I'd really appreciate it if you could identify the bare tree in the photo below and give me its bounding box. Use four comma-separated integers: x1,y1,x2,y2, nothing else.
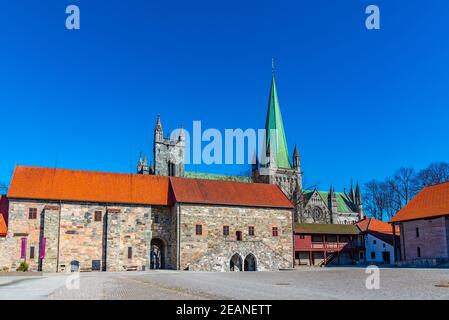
387,167,418,210
415,162,449,188
363,180,398,220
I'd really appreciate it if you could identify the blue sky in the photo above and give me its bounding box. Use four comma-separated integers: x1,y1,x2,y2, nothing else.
1,0,448,191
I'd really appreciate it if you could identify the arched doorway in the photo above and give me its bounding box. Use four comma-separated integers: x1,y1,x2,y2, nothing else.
150,238,165,269
244,254,257,271
229,253,242,271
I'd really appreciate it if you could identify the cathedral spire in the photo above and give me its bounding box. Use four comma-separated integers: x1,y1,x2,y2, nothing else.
355,181,362,205
154,114,163,142
292,144,300,170
349,181,355,202
265,63,291,169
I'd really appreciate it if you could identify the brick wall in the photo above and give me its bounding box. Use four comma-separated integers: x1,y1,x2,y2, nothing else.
400,216,449,261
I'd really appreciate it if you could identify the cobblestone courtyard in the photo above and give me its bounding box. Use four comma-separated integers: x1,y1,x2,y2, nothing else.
1,268,449,300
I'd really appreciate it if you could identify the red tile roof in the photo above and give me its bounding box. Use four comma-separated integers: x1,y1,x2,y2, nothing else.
0,215,6,237
0,195,7,237
7,166,293,209
8,166,171,206
390,182,449,223
356,217,399,234
170,176,293,209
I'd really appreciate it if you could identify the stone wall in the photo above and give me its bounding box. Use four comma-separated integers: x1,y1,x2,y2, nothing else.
0,237,14,271
400,216,449,261
6,200,46,271
4,199,153,272
104,205,152,272
179,203,293,271
151,205,177,269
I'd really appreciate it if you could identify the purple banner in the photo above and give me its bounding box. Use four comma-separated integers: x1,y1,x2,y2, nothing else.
20,237,27,259
40,237,46,259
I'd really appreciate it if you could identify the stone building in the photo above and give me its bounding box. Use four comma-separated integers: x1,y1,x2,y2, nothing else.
390,181,449,265
1,165,293,272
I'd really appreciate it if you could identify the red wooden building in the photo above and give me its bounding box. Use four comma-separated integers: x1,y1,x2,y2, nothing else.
294,223,362,266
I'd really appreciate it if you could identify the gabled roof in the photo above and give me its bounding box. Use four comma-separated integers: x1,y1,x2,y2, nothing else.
7,166,293,210
356,217,399,234
8,166,171,206
304,190,356,213
390,182,449,223
295,223,360,235
170,176,293,209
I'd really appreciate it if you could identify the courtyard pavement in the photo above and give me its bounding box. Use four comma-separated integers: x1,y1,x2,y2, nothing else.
0,267,449,300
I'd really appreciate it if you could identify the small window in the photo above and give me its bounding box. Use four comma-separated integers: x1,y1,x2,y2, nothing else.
92,260,101,271
339,235,349,242
312,235,323,242
154,214,159,224
371,252,376,259
128,247,133,259
248,226,255,236
28,208,37,220
236,231,242,241
223,225,229,236
30,246,35,259
272,227,279,237
299,235,305,239
383,244,386,248
416,227,420,238
94,211,102,222
195,224,203,236
373,240,377,245
417,247,421,258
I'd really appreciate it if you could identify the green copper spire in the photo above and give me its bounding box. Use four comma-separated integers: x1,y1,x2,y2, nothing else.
265,64,291,169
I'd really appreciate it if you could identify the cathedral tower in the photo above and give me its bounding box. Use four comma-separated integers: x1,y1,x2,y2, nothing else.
137,115,185,177
254,63,302,217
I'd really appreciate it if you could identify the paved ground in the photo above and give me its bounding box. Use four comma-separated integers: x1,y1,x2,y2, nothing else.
1,267,449,300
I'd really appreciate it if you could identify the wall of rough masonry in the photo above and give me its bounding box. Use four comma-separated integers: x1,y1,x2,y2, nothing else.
106,205,152,272
179,203,293,271
4,199,153,272
0,237,14,271
6,200,46,271
151,205,177,269
57,202,109,272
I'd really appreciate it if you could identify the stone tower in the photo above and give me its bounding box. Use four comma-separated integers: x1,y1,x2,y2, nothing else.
153,115,185,177
253,66,302,217
137,115,185,177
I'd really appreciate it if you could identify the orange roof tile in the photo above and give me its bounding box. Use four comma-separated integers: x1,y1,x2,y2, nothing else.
8,166,170,206
0,215,6,237
356,217,399,234
170,176,293,209
390,182,449,223
0,195,7,236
